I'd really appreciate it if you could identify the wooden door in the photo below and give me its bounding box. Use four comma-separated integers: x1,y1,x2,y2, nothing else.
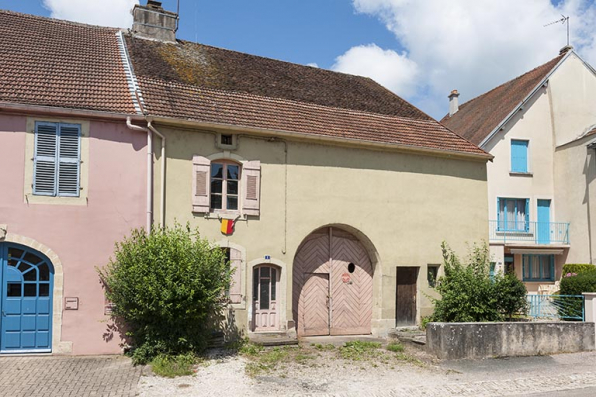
396,267,418,327
253,266,279,331
301,274,330,336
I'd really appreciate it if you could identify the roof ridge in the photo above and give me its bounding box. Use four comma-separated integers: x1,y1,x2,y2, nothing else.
0,8,120,31
455,53,564,113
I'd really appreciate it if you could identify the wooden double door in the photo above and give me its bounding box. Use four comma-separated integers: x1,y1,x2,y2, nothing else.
293,227,373,336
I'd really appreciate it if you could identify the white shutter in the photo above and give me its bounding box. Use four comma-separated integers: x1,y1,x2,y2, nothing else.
192,155,211,213
229,248,243,304
33,122,58,196
242,160,261,216
57,124,81,197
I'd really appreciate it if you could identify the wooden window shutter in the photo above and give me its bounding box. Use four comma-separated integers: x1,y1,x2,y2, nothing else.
229,248,243,304
57,124,81,197
33,122,59,196
242,160,261,216
192,155,211,213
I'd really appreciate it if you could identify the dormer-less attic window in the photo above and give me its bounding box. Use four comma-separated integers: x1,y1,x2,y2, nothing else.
216,133,237,150
221,134,233,145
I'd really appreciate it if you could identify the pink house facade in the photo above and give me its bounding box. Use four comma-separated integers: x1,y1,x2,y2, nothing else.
0,11,148,355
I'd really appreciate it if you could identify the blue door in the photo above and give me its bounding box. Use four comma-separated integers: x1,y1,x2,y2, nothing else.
537,200,551,244
1,244,53,353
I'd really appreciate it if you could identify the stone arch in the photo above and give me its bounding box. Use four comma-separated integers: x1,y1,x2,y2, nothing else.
292,225,378,337
1,233,72,354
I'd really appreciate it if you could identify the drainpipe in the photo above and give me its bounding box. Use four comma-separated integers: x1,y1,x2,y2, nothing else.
147,121,166,227
126,117,153,230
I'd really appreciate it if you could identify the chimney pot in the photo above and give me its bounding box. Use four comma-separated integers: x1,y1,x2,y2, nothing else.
132,1,178,43
559,45,574,55
448,90,460,117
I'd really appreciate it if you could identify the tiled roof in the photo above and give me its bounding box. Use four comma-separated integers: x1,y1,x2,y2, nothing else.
126,35,488,157
441,54,565,146
0,10,135,114
137,76,488,156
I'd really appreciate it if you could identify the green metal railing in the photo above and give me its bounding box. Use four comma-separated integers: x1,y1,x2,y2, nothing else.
527,294,584,321
489,221,570,244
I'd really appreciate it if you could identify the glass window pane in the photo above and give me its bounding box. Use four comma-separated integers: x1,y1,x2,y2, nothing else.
211,179,223,194
227,165,239,180
227,180,238,195
211,163,223,178
260,277,270,310
38,263,50,281
39,284,50,297
253,268,259,301
532,256,540,279
261,267,270,278
23,268,37,281
271,268,277,301
210,195,222,210
23,252,43,265
523,256,530,279
24,284,36,297
542,256,552,280
18,262,32,273
8,248,24,261
227,196,238,210
7,283,21,297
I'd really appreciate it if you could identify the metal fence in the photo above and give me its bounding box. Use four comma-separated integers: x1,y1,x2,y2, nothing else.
489,221,570,244
526,294,585,321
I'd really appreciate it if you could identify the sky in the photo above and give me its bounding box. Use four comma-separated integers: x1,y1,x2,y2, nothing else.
1,0,596,119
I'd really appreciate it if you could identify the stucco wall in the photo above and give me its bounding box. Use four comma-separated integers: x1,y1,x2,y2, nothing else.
153,125,489,335
0,113,147,354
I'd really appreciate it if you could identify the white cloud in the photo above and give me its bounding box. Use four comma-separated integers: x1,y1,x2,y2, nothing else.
307,63,320,68
332,44,419,98
347,0,596,118
43,0,139,28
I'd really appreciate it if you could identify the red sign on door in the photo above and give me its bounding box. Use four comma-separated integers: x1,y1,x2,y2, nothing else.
342,273,351,283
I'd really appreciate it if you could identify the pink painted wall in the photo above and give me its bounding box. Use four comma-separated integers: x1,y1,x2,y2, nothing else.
0,113,147,355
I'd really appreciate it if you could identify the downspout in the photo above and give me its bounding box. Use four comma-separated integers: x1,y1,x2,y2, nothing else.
126,116,153,230
147,121,166,227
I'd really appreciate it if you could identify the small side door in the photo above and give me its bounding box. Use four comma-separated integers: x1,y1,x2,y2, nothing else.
537,199,551,244
301,273,330,336
396,267,419,327
253,266,280,331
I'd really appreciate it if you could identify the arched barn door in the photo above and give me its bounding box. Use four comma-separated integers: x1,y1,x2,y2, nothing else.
0,244,54,353
293,227,373,337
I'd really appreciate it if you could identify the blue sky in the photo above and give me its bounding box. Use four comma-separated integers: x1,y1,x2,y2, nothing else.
2,1,596,119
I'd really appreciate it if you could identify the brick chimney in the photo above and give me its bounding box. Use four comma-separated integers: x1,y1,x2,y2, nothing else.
132,1,178,43
448,90,460,117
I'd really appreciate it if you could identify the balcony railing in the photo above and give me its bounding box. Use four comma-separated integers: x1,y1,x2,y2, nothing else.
489,220,570,245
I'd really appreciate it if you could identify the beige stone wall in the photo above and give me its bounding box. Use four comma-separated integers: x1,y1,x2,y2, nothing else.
153,125,488,335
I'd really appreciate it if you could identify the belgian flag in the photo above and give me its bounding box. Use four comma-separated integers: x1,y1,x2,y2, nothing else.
221,219,234,235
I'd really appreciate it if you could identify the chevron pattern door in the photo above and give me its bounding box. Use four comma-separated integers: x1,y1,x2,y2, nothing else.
294,227,373,336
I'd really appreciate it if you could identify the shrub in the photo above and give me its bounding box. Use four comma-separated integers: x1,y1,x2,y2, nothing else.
150,353,197,377
560,271,596,295
430,242,527,322
98,224,232,364
562,264,596,276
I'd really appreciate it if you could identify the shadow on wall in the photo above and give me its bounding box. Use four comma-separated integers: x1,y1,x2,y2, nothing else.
211,305,243,346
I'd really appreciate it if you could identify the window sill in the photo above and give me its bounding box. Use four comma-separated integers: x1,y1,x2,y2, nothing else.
203,211,246,221
509,171,533,177
25,193,87,206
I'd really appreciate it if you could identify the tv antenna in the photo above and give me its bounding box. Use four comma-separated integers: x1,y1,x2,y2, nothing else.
544,15,570,46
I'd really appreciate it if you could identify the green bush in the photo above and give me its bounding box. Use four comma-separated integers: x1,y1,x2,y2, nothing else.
98,224,232,364
560,271,596,295
562,264,596,276
430,242,527,322
150,352,197,377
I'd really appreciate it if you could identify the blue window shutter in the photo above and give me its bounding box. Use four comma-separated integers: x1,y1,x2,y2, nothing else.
33,122,58,196
511,140,528,173
56,124,81,197
525,198,530,232
497,197,501,230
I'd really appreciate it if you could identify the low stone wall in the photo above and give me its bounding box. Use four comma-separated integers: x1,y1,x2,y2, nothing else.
426,322,595,360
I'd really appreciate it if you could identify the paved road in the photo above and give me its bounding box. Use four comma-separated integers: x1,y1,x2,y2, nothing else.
0,355,141,397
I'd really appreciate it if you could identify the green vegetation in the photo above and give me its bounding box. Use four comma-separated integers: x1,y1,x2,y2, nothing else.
386,342,405,353
150,353,197,378
98,224,232,365
562,264,596,275
560,271,596,295
430,242,528,322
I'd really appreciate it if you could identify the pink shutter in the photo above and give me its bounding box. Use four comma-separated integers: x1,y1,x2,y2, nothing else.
192,155,210,213
229,248,243,304
242,160,261,216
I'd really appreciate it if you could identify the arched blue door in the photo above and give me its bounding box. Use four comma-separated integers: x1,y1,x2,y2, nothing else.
0,243,54,353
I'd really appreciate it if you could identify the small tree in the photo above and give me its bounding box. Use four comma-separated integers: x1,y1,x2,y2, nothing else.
98,224,232,364
430,242,527,322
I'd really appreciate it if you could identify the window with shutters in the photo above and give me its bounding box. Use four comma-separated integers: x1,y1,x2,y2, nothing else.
33,122,81,197
497,197,529,232
210,161,240,211
510,139,529,173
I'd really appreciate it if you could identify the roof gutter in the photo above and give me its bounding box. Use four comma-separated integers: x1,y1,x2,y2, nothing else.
0,101,143,122
478,51,573,149
126,117,153,231
146,116,492,162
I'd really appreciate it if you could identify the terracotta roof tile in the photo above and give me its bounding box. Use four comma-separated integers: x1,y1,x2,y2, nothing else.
441,54,565,145
0,10,135,114
138,77,488,156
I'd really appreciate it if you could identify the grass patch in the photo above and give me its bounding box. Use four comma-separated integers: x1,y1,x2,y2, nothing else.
150,353,197,378
395,352,425,367
386,342,405,353
241,346,298,377
339,340,383,361
313,343,336,351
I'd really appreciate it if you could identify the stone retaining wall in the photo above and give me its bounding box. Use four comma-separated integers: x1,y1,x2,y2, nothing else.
426,322,595,360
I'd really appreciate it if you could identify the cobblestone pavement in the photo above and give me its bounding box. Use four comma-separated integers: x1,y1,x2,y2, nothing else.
0,355,141,397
